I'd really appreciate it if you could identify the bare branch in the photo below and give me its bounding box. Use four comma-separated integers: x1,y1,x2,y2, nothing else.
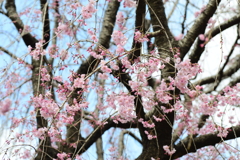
118,131,125,157
65,0,121,156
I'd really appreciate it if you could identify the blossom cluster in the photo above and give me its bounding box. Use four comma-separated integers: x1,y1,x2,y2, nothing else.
28,40,46,60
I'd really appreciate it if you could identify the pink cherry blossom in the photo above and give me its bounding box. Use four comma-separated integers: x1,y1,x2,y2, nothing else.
120,0,136,8
74,76,85,88
112,30,127,45
116,45,125,54
3,1,240,159
56,23,74,37
163,145,176,155
57,152,68,160
116,12,126,30
0,99,11,115
98,73,108,80
60,49,69,60
88,28,98,42
175,33,183,40
81,0,97,19
134,31,149,43
110,61,119,70
41,67,50,82
199,34,205,41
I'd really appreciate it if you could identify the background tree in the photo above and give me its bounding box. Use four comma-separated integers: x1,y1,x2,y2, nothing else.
0,0,240,159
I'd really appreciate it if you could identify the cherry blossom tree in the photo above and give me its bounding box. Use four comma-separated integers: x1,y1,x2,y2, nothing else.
0,0,240,159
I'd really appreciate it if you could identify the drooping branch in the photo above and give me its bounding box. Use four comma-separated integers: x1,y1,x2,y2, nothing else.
111,60,146,141
0,79,31,101
95,79,104,160
76,0,120,76
4,1,55,159
173,125,240,159
212,35,239,90
173,114,210,149
179,0,221,59
65,0,121,155
125,0,148,143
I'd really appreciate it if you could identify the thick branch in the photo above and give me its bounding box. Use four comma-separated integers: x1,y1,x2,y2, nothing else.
146,30,162,38
173,125,240,159
228,76,240,87
207,15,240,39
189,15,240,63
147,0,174,46
179,0,221,59
83,119,138,150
